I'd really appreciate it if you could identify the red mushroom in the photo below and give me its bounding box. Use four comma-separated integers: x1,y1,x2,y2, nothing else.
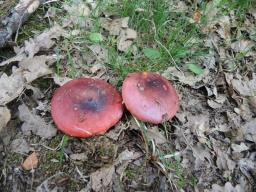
51,78,123,138
122,72,179,124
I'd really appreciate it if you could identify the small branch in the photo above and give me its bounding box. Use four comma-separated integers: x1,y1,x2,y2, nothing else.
0,0,47,48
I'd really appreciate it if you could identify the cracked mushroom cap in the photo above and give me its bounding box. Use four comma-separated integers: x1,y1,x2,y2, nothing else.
122,72,179,124
51,78,123,138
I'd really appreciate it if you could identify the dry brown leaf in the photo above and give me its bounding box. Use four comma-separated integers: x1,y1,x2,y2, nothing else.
193,10,202,23
162,67,210,88
215,16,231,43
18,104,57,139
22,152,39,170
231,40,254,55
117,28,137,52
0,106,11,132
192,143,212,170
63,1,91,27
0,55,55,105
211,182,243,192
225,73,256,97
11,138,31,154
231,143,249,153
241,118,256,143
70,153,88,162
100,17,129,36
53,74,72,86
90,166,115,192
24,25,65,58
19,55,53,82
146,126,167,145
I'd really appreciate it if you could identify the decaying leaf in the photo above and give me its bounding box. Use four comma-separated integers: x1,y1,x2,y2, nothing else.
0,106,11,132
162,67,210,88
231,40,254,55
211,182,243,192
225,73,256,97
100,17,137,51
24,25,65,58
146,126,167,145
100,17,129,36
192,143,212,170
19,55,53,82
11,138,31,154
90,166,115,192
53,74,72,86
241,118,256,143
117,28,137,52
0,55,55,105
18,104,57,139
63,1,91,27
22,152,39,170
70,153,88,162
231,143,249,153
0,71,24,105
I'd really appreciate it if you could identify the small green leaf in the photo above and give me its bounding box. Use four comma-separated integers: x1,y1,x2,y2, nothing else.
143,48,161,59
89,33,103,43
187,64,204,75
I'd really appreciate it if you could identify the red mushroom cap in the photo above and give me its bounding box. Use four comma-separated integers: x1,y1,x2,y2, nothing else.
51,78,123,138
122,72,179,124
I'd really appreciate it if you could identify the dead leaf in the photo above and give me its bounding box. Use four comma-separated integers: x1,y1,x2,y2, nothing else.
0,55,56,105
88,45,108,62
162,67,210,88
215,16,231,43
70,153,88,162
90,166,115,192
63,1,91,27
231,40,254,55
19,55,53,82
115,149,142,165
24,25,65,58
225,73,256,97
22,152,39,170
100,17,129,36
11,138,31,154
192,143,212,170
231,143,249,153
0,106,11,132
53,74,72,86
193,10,202,23
241,118,256,143
0,71,24,105
106,122,127,141
117,28,137,51
18,104,57,139
211,182,243,192
190,115,210,144
146,126,167,144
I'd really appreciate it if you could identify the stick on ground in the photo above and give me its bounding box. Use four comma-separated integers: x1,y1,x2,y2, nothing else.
0,0,46,48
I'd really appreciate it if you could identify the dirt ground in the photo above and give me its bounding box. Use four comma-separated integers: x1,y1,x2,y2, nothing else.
0,0,256,192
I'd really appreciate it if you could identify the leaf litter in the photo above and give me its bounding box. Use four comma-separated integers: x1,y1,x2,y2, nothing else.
1,0,256,191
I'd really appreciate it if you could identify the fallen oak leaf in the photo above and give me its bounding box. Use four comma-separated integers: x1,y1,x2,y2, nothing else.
22,152,39,170
0,55,56,105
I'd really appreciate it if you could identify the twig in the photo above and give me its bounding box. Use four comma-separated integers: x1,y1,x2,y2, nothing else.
0,0,47,48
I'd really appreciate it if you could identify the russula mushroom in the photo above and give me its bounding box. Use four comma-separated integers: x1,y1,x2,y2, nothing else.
122,72,179,124
51,78,123,138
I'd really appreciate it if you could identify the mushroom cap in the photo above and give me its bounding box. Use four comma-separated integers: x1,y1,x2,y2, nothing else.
51,78,123,138
122,72,179,124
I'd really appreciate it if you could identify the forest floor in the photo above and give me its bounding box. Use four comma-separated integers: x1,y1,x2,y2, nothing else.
0,0,256,191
